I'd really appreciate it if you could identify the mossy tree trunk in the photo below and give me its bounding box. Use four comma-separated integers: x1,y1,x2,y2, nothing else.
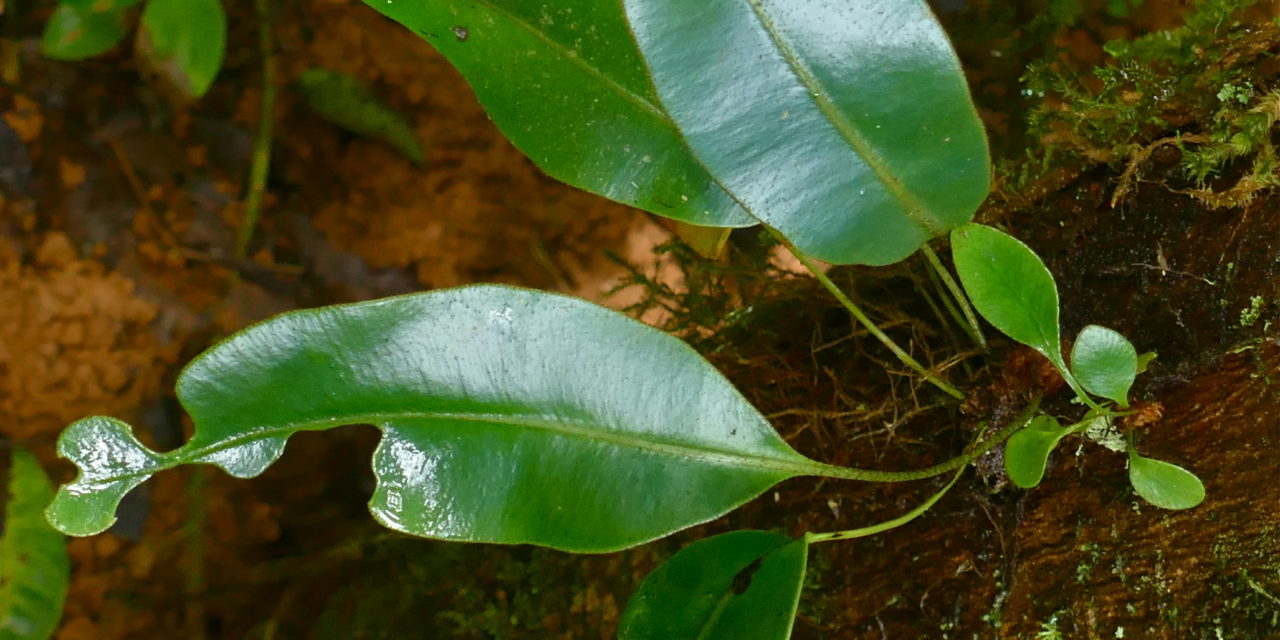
793,150,1280,639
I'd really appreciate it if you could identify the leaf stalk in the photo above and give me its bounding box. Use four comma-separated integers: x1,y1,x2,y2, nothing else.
813,400,1038,483
235,0,276,259
921,243,987,350
805,465,965,544
766,226,964,400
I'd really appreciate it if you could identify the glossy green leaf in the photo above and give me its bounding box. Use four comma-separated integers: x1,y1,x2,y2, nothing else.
951,223,1062,364
618,531,807,640
1070,325,1138,407
1003,415,1071,489
2,448,70,640
361,0,753,229
40,4,129,61
623,0,990,266
297,69,425,165
1128,453,1205,510
46,285,835,552
136,0,226,100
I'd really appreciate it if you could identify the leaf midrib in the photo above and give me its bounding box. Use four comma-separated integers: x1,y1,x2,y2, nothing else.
463,0,754,222
741,0,945,235
114,410,823,482
469,0,668,121
974,254,1059,355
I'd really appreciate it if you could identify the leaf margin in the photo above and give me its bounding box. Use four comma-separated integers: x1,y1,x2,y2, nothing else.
2,447,71,640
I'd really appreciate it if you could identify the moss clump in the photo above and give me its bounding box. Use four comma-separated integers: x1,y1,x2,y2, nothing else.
1014,0,1280,207
1193,528,1280,637
1179,91,1280,208
1026,0,1266,153
1239,295,1266,328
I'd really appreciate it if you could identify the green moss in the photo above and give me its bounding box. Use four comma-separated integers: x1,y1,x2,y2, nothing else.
1216,81,1256,106
1197,569,1280,636
1035,611,1066,640
1196,527,1280,636
980,567,1009,630
1015,0,1279,205
1179,91,1280,208
1239,296,1265,328
1075,542,1103,584
1102,0,1262,62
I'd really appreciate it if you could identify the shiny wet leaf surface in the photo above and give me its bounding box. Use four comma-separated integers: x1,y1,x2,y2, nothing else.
1070,325,1139,407
623,0,989,265
47,286,818,552
363,0,754,229
619,530,807,640
2,448,70,640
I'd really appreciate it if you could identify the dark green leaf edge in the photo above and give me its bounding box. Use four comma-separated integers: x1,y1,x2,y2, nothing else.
1069,324,1138,408
40,3,131,61
1128,452,1206,510
1,447,71,640
57,0,144,9
45,286,863,552
136,0,227,100
1002,415,1072,489
618,530,807,640
45,287,1039,551
622,0,991,265
361,0,755,229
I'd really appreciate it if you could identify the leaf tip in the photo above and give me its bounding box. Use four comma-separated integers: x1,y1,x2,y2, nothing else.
45,416,162,536
1071,325,1138,407
1004,415,1068,489
1128,454,1206,510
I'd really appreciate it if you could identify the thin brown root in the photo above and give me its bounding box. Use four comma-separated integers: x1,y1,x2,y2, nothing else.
1111,133,1211,208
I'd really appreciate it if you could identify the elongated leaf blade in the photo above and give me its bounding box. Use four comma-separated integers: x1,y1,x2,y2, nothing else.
1128,454,1205,510
297,69,425,165
47,286,820,552
40,4,129,61
2,448,70,640
1003,415,1071,489
137,0,226,100
1070,325,1138,407
623,0,989,265
951,223,1062,361
361,0,753,229
619,531,807,640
